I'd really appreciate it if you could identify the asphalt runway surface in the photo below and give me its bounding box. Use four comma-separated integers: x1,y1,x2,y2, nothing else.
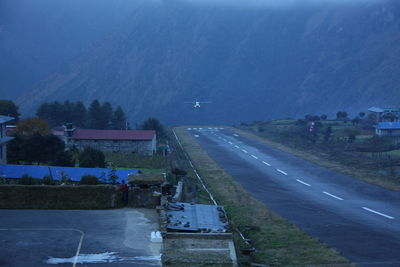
0,209,161,267
186,127,400,266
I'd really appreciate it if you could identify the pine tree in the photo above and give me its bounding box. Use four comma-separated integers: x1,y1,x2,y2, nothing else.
111,106,127,130
100,102,113,129
72,101,87,127
88,100,102,129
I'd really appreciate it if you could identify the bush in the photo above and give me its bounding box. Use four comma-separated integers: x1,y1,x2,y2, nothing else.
42,175,57,185
80,175,100,185
19,174,38,185
79,147,106,168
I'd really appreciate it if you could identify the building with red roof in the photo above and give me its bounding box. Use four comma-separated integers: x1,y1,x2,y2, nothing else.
58,125,156,155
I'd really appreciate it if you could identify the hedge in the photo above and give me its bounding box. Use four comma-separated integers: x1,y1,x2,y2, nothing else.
0,185,123,209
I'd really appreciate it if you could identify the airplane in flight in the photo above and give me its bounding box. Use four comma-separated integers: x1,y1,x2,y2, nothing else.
184,101,211,108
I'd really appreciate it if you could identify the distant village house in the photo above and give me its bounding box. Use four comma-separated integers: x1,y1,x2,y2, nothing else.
54,124,156,155
368,107,400,137
0,115,15,164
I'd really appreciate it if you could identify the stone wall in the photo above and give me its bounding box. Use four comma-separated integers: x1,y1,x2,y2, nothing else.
70,137,156,155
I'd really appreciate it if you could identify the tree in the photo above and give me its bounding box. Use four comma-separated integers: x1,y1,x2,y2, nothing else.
52,150,74,167
108,167,118,184
80,175,99,185
352,117,361,125
0,99,20,120
111,106,127,130
88,100,103,129
359,112,365,118
336,111,348,121
15,117,50,137
8,133,65,165
320,114,328,120
79,147,106,168
304,114,320,121
72,101,87,127
141,117,165,138
37,101,88,127
100,102,113,129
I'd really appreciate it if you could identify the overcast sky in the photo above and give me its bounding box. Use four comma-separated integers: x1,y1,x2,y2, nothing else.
182,0,382,9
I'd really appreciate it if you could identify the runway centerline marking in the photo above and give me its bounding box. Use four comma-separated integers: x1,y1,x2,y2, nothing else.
323,191,343,200
228,142,233,145
242,149,248,153
277,169,288,175
362,207,395,220
296,179,311,187
262,161,271,166
251,155,258,159
234,145,240,149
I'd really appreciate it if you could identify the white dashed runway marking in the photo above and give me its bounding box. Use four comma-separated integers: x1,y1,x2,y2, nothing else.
362,207,395,220
323,191,343,201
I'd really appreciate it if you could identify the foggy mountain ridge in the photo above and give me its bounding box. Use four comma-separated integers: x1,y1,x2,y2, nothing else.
13,0,400,125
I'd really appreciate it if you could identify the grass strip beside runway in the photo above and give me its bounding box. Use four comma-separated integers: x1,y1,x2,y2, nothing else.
173,127,352,266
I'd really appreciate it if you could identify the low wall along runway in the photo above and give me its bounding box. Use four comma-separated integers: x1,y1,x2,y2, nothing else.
0,185,123,209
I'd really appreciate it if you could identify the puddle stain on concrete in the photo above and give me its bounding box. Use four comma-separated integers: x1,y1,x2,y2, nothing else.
45,252,161,265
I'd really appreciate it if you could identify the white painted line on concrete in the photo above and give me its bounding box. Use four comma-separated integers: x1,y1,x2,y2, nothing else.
296,179,311,187
251,155,258,159
277,169,288,175
362,207,395,220
194,135,199,138
223,138,227,142
187,128,192,130
234,145,240,149
228,142,233,145
242,149,248,154
0,228,85,267
262,161,271,166
323,191,343,201
73,230,85,267
234,134,239,137
193,128,198,130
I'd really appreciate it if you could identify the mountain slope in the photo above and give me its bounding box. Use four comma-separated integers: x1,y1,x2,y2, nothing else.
17,0,400,124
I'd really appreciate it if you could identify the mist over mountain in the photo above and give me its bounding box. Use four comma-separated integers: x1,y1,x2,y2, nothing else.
0,0,139,98
8,0,400,125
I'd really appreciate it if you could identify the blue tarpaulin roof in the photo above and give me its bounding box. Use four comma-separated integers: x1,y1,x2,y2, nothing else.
376,122,400,130
0,164,139,183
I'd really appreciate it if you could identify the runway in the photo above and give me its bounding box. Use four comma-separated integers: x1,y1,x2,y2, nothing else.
186,127,400,266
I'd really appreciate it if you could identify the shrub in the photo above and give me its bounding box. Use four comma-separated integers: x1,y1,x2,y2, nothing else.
79,147,106,168
80,175,99,185
19,174,37,185
42,175,57,185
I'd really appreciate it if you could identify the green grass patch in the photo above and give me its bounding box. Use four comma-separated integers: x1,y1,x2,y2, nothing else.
105,152,168,170
387,149,400,157
173,127,352,266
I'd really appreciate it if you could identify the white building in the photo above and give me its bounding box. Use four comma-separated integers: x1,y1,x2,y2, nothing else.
0,115,15,164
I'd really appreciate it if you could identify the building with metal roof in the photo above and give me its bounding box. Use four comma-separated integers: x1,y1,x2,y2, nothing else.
55,125,157,155
376,122,400,136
